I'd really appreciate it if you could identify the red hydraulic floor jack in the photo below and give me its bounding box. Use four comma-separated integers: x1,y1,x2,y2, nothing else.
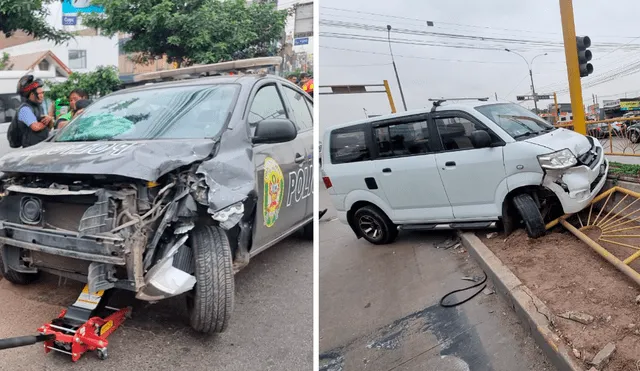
0,284,130,362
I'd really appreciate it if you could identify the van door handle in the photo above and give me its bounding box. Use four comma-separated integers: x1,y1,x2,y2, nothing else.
294,153,305,164
382,168,392,173
445,161,456,167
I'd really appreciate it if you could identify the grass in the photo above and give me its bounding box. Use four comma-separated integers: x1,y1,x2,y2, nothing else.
609,161,640,177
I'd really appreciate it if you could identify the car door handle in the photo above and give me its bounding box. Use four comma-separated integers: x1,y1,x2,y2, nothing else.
445,161,456,167
382,168,392,173
294,153,305,164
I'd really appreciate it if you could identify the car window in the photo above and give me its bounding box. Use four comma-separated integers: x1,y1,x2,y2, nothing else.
330,127,370,164
374,120,433,158
282,86,312,130
248,85,287,134
304,98,314,128
435,116,501,151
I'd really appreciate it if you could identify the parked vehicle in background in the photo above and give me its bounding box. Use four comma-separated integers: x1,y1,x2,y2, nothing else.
322,99,608,244
0,58,314,334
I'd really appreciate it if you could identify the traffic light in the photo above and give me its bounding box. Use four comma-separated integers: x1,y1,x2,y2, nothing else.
576,36,593,77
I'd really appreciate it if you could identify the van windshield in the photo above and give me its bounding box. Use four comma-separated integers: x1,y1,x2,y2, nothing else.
54,84,239,142
476,103,555,140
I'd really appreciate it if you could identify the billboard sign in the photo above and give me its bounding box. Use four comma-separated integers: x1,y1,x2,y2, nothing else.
620,100,640,111
603,99,620,109
62,0,105,14
294,2,313,38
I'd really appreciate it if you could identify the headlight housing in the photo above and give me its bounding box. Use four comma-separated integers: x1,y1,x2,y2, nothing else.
537,148,577,170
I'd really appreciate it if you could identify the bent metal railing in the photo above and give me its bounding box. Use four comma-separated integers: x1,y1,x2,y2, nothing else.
546,186,640,286
554,116,640,157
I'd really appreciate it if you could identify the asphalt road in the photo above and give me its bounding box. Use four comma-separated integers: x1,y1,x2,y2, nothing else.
318,186,552,371
0,234,312,370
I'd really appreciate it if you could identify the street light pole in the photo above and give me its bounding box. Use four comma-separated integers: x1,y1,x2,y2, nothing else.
506,49,547,113
387,25,408,111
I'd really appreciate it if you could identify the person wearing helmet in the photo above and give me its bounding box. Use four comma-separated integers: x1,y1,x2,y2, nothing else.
7,75,53,148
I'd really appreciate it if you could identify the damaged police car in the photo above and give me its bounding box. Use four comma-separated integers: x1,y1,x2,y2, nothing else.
0,72,314,334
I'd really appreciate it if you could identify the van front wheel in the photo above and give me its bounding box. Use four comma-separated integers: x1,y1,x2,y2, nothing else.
512,193,546,238
354,206,398,245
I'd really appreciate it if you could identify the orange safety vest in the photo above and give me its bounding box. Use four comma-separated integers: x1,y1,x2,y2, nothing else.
302,79,314,94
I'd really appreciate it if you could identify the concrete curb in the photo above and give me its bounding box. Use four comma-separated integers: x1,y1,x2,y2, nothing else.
459,232,585,371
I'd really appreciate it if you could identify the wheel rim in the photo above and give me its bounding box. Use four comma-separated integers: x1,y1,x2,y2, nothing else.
359,215,382,240
632,132,638,142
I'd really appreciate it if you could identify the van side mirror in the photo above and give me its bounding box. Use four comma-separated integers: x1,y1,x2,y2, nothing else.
470,130,492,148
252,119,298,144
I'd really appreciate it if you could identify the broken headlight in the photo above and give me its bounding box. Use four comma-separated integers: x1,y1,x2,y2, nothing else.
537,148,577,170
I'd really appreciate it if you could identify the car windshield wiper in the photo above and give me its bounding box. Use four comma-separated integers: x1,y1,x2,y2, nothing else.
512,131,537,140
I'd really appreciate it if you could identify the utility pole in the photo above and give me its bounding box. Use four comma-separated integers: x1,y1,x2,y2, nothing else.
554,92,559,124
505,49,547,113
559,0,587,135
387,25,408,111
495,92,498,100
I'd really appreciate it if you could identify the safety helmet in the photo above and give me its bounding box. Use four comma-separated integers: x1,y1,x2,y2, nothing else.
16,75,44,98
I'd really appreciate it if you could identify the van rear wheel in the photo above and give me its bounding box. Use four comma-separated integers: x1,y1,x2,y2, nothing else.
512,193,546,238
354,206,398,245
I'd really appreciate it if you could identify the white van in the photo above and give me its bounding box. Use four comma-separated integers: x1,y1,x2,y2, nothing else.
321,99,608,244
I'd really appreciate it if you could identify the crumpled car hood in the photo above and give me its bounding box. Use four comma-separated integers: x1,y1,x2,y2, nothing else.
0,139,217,181
524,128,592,156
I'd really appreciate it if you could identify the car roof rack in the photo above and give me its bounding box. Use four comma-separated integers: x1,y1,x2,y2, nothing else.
124,56,283,87
429,97,489,112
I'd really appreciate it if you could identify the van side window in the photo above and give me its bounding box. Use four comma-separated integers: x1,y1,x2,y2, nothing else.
435,116,500,151
330,128,370,164
375,120,433,158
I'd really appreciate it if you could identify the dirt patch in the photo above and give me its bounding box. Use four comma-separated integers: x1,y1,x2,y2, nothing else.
480,229,640,371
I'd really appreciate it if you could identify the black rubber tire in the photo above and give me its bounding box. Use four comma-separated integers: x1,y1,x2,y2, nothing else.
0,249,38,285
301,222,313,240
187,225,234,334
512,193,546,238
353,205,398,245
630,130,640,143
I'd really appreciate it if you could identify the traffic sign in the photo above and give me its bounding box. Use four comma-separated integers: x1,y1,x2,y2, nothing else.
294,37,309,46
517,94,553,101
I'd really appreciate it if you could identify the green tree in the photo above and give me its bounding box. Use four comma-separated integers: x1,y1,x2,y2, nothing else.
83,0,290,67
46,66,121,102
0,52,11,70
0,0,70,43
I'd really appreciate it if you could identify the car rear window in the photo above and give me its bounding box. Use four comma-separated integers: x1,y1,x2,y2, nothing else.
330,127,370,164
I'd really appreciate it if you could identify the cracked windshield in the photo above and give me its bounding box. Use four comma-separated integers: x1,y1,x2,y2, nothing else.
55,85,239,142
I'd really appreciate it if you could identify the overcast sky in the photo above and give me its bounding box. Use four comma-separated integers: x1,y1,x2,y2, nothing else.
319,0,640,131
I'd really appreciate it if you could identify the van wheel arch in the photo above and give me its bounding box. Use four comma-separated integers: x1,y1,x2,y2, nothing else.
348,201,391,239
501,186,561,237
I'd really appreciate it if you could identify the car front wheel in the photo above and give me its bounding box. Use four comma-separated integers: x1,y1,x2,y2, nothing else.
353,205,398,245
630,130,640,143
187,225,234,334
0,249,39,285
512,193,546,238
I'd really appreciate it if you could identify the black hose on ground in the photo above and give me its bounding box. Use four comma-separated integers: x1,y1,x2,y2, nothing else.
439,271,488,308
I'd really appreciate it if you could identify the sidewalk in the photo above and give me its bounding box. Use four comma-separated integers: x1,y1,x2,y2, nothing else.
607,154,640,165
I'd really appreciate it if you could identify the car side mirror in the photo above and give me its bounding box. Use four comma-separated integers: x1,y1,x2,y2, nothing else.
470,130,492,148
252,119,298,144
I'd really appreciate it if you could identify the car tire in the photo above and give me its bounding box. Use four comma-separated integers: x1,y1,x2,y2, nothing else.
0,249,39,285
512,194,546,238
630,130,640,143
301,222,313,240
354,205,398,245
187,225,234,334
